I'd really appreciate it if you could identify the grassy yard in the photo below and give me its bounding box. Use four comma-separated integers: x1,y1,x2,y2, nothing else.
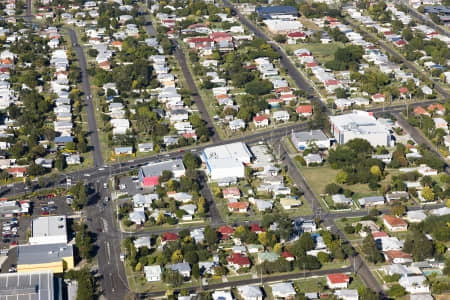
299,165,339,198
284,42,345,64
299,164,402,210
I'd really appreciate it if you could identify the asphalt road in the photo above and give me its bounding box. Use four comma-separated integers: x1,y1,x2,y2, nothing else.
398,0,450,38
139,6,220,142
346,19,450,99
65,27,104,167
0,100,438,206
137,266,353,298
395,114,449,173
86,179,128,299
222,0,324,110
278,143,384,295
173,42,221,142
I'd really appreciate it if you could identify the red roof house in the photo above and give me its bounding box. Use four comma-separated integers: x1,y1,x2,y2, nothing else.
428,104,445,115
282,251,295,261
399,87,409,94
305,62,318,68
372,231,389,239
249,224,265,233
161,232,179,245
327,273,350,289
7,167,26,177
384,250,413,264
217,225,234,239
210,32,232,42
253,116,269,128
296,105,313,116
227,253,251,269
371,93,385,103
222,187,240,199
414,106,430,116
187,37,214,49
227,202,249,213
383,215,408,232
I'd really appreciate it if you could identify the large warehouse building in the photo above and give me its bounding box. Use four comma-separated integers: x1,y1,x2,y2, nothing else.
29,216,68,245
0,271,60,300
329,111,392,147
138,159,186,187
17,243,74,273
202,142,253,180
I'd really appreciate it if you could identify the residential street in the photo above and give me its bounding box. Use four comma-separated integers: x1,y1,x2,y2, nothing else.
136,266,353,298
346,19,450,99
65,27,104,167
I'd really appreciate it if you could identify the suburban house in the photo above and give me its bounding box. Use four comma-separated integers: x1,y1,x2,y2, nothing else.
227,253,251,269
227,202,249,213
383,215,408,232
253,116,269,127
144,266,162,282
237,285,263,300
327,273,350,289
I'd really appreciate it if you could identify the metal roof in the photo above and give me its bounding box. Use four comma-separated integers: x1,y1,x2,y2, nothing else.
18,243,73,265
0,271,54,300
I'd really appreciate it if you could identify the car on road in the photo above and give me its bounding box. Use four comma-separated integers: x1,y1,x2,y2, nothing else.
178,149,184,153
41,211,49,215
84,173,91,177
103,183,108,189
99,168,104,171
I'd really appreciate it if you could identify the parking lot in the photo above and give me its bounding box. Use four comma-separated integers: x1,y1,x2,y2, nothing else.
0,192,74,258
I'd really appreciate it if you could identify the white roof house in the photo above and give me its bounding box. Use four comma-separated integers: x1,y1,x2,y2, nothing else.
144,265,162,282
406,210,427,223
212,290,234,300
399,275,429,294
334,289,359,300
271,282,296,298
134,236,151,249
332,194,353,205
430,207,450,216
237,285,263,300
129,208,146,225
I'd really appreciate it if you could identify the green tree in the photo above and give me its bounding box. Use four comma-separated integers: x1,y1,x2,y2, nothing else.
55,152,66,171
74,268,95,300
390,204,406,216
317,252,330,264
182,152,200,169
362,233,384,264
421,186,435,202
163,269,184,286
388,284,406,298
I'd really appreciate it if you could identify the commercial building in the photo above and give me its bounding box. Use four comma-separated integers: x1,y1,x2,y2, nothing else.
17,243,74,273
290,129,331,150
29,216,68,245
138,159,185,186
202,142,252,180
0,271,59,300
256,6,298,19
329,110,392,147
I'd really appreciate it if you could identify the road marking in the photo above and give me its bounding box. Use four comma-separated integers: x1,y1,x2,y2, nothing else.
102,218,108,232
106,241,111,263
